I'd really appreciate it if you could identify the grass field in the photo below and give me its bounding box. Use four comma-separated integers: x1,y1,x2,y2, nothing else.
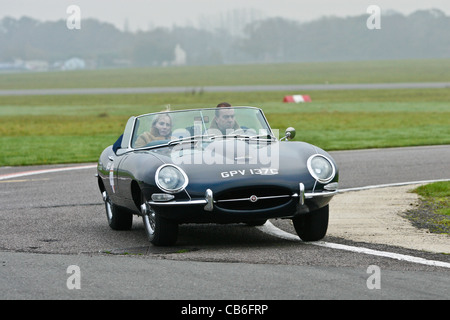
1,59,450,89
0,59,449,166
407,182,450,235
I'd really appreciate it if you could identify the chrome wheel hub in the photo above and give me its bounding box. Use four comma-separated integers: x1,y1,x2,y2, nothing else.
103,191,113,221
141,203,156,236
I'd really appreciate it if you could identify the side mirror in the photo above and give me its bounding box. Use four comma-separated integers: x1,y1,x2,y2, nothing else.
282,127,296,141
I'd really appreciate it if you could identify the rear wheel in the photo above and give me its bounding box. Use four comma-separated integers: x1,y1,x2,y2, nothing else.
292,205,329,241
102,191,133,230
141,197,178,246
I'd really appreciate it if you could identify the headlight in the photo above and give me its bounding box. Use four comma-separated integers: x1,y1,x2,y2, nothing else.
155,164,188,193
307,154,335,183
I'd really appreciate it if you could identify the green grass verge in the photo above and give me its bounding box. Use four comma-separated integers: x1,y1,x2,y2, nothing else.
413,182,450,217
406,182,450,235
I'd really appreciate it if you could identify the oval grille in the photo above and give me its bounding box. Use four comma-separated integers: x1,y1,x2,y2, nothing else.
216,187,291,210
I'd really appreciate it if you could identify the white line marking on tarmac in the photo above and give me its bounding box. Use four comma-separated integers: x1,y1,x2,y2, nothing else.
258,221,450,269
0,164,97,181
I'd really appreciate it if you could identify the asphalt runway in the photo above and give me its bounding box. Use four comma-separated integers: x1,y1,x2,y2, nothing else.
0,145,449,299
0,82,449,96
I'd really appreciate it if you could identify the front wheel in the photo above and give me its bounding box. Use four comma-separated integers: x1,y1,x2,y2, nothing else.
141,201,178,246
102,191,132,230
245,219,267,226
292,205,329,241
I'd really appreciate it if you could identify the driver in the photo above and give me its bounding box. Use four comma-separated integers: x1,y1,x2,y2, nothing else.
208,102,240,135
135,113,173,147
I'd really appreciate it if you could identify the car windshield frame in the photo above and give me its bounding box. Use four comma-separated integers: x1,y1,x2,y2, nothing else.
124,106,275,150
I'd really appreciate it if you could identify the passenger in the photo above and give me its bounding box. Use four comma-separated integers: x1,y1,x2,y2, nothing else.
209,102,240,135
135,113,173,147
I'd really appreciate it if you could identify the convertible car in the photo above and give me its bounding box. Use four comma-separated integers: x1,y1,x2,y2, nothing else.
97,106,338,245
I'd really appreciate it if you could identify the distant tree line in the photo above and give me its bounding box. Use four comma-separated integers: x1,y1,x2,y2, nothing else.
0,9,449,67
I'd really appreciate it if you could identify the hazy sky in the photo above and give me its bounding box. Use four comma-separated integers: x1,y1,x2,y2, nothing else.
1,0,450,31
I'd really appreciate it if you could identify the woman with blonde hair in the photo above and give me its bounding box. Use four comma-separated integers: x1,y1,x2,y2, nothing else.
135,113,173,147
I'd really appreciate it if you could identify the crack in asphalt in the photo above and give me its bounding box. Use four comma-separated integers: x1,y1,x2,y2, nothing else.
34,203,102,209
0,203,103,211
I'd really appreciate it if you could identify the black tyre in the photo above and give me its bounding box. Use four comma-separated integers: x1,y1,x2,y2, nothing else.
102,191,133,230
141,200,178,246
245,219,267,226
292,205,329,241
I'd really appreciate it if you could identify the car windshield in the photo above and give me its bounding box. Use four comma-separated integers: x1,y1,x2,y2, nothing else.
129,107,273,149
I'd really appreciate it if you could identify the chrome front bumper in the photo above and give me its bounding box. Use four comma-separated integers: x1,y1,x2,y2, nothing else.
147,182,338,212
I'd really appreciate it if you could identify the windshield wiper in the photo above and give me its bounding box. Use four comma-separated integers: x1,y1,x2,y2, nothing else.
210,133,276,141
250,134,276,140
168,134,216,146
216,134,250,139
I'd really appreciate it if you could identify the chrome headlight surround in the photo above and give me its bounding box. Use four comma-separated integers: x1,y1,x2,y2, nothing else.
155,164,188,194
307,154,336,184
